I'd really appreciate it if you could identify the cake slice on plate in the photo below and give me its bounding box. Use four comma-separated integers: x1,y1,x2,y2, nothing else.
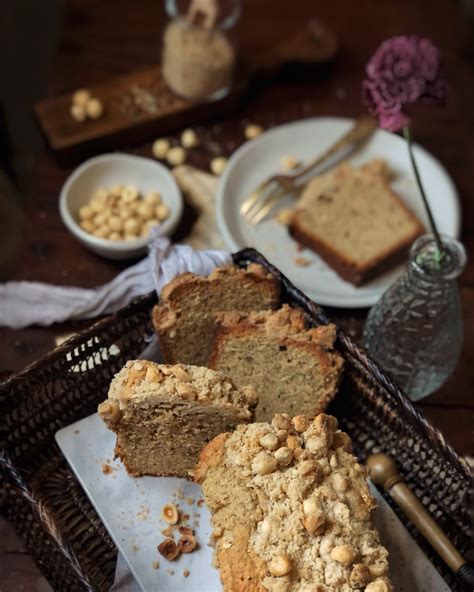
152,264,280,366
195,413,392,592
209,305,344,422
289,161,424,286
98,360,256,477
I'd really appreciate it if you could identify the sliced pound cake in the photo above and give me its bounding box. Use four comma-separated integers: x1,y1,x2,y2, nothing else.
195,413,392,592
290,161,424,286
98,360,256,477
152,264,280,366
209,305,343,422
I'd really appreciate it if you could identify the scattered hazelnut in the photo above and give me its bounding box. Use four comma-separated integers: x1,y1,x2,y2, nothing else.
72,89,91,106
268,554,292,577
302,512,326,534
172,365,192,382
122,185,139,203
245,123,263,140
259,433,279,451
157,538,180,561
161,503,179,525
302,497,320,516
333,431,353,452
369,563,388,578
80,220,94,233
280,154,300,170
274,446,293,466
108,216,123,232
252,451,277,476
271,414,291,435
183,569,190,578
331,544,357,566
79,205,94,220
350,564,371,587
70,103,87,122
178,534,198,553
167,146,186,166
155,203,170,221
144,191,162,205
181,128,199,149
285,435,300,450
123,217,141,235
86,97,104,119
298,459,319,477
292,415,309,432
152,138,171,159
210,156,227,176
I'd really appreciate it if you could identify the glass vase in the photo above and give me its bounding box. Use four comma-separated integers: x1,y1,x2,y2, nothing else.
363,234,466,401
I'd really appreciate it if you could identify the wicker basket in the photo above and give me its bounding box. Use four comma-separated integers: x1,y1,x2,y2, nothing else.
1,249,471,592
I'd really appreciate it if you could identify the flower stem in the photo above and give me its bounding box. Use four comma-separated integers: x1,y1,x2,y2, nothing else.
403,126,444,256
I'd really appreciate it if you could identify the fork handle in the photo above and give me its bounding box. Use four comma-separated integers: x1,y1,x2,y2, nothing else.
293,116,378,181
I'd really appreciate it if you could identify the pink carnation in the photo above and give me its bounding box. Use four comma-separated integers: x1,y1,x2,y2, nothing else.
363,36,447,132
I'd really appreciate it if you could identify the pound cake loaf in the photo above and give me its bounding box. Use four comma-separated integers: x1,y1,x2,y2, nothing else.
195,413,392,592
209,305,344,422
289,161,424,286
152,264,280,366
98,360,256,477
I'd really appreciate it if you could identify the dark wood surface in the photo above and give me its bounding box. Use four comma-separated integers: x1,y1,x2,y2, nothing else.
1,0,473,588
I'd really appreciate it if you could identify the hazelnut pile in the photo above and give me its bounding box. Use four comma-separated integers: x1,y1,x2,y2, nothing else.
78,185,169,241
158,503,198,562
70,89,104,122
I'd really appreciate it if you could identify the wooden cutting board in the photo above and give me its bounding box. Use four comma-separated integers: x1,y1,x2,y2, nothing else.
35,20,338,163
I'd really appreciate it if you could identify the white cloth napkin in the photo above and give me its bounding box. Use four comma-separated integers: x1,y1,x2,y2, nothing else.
0,237,231,329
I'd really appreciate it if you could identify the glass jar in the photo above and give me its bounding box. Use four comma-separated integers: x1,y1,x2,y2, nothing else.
162,0,240,101
363,234,466,401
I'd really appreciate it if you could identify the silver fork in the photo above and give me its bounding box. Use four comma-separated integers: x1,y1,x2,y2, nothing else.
240,116,378,224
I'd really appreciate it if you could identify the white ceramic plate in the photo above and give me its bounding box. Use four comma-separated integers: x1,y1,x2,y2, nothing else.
216,117,461,308
56,414,451,592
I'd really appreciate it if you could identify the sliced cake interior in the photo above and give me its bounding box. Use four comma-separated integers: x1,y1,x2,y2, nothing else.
289,161,424,285
195,413,392,592
98,360,256,477
209,305,344,422
152,263,280,366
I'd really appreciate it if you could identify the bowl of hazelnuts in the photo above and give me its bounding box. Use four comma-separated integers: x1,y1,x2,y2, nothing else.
59,153,183,259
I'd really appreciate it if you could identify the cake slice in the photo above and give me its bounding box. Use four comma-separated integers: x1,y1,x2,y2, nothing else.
209,305,344,422
152,263,280,366
195,413,392,592
98,360,256,477
289,161,424,286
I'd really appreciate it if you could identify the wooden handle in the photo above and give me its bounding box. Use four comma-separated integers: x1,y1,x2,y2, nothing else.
366,454,466,573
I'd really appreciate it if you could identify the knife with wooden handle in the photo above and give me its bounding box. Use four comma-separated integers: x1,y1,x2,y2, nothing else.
366,453,474,588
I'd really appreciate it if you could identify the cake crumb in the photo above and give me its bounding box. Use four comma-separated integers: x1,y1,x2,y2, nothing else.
74,429,80,434
197,498,204,507
183,569,190,578
137,506,150,521
132,544,140,552
186,497,195,505
167,569,175,576
294,256,311,267
102,463,113,475
161,526,174,537
152,561,160,570
182,513,190,522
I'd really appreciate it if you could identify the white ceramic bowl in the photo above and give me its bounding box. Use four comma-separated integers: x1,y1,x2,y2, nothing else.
59,153,183,260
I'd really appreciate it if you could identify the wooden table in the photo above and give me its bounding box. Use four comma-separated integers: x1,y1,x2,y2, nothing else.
1,0,473,588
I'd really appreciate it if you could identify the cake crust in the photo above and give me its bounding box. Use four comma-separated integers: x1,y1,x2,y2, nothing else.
195,414,392,592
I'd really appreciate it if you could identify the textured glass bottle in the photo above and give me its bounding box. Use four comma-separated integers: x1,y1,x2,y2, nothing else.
363,234,466,401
